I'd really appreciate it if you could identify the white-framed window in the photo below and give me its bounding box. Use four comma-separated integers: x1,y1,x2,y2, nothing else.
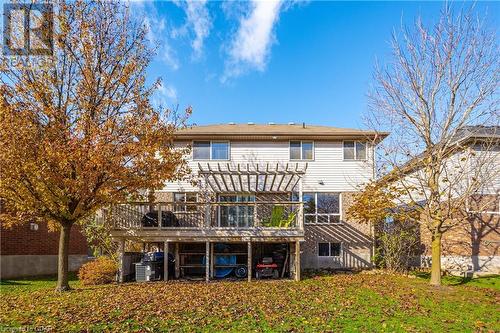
173,192,197,212
193,141,230,160
303,192,341,224
343,141,367,160
318,242,342,257
290,141,314,160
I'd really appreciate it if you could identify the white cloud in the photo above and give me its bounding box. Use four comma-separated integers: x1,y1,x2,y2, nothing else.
222,0,284,81
136,2,180,71
161,43,180,71
159,82,178,101
173,0,212,59
153,82,178,109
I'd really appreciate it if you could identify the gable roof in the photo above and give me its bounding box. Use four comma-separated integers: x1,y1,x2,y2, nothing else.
175,123,389,142
380,125,500,183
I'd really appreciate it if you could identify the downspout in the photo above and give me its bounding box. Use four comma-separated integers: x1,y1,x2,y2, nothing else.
371,142,376,267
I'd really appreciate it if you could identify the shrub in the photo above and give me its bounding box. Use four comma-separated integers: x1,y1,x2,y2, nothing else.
78,257,118,285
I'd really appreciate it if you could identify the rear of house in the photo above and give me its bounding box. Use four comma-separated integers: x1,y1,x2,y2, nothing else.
106,123,387,281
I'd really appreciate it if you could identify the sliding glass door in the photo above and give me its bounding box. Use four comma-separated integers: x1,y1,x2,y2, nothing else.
218,194,255,227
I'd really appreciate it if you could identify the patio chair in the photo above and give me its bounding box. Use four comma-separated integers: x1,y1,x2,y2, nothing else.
263,205,284,227
279,212,296,228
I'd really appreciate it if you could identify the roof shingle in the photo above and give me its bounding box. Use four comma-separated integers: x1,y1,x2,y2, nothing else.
175,123,389,141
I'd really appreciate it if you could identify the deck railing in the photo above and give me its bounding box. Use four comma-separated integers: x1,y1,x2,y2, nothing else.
106,201,303,230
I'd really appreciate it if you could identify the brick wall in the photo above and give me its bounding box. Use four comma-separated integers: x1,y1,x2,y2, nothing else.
419,195,499,258
301,192,373,269
0,221,89,256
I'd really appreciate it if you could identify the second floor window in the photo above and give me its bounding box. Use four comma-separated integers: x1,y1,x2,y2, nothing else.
343,141,367,160
290,141,314,160
193,141,230,160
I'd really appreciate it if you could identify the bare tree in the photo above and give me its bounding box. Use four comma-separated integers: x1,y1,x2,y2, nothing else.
367,5,499,285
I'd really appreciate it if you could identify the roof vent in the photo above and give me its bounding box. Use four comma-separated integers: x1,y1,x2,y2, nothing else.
268,122,275,125
288,122,295,125
228,122,235,125
247,122,255,125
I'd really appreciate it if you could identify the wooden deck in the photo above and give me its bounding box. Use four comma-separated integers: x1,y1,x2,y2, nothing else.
110,227,304,242
106,201,304,242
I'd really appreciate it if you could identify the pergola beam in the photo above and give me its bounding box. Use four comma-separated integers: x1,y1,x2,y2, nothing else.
227,163,237,191
198,163,307,193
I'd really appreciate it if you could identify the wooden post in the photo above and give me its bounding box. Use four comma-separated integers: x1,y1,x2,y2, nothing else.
205,203,211,228
118,238,125,283
205,241,210,282
210,242,215,278
175,243,180,279
295,240,301,281
253,201,258,227
298,177,304,229
247,241,252,282
164,241,169,281
158,203,162,230
204,175,211,228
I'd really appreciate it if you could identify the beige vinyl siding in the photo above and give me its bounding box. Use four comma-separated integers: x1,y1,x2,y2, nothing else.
395,148,500,204
162,140,374,193
301,141,372,192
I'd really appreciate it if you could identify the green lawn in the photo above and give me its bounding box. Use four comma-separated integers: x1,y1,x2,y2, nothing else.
412,271,500,290
0,272,80,294
1,273,498,332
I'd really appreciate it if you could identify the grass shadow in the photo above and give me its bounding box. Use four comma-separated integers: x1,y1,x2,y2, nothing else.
412,271,499,289
0,272,79,293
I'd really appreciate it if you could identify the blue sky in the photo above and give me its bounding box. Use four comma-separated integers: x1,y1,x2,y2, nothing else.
134,1,499,129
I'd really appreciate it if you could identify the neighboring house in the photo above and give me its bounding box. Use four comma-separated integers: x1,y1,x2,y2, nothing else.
0,220,90,279
107,123,388,281
385,126,500,275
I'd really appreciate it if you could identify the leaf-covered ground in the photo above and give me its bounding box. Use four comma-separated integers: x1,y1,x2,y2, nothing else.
1,274,499,332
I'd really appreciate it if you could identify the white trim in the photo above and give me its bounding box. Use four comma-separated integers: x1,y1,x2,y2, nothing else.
192,140,231,161
303,192,342,225
289,140,315,161
173,192,198,213
343,140,368,161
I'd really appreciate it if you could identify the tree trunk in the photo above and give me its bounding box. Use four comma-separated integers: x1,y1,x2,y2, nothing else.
430,233,442,286
56,223,73,292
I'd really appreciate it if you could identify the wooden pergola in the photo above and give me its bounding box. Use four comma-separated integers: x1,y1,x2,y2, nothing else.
197,162,308,193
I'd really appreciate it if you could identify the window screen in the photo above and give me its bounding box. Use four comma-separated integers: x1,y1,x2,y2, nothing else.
302,141,313,160
290,141,301,160
193,141,210,160
355,142,367,160
343,141,355,160
211,142,229,160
